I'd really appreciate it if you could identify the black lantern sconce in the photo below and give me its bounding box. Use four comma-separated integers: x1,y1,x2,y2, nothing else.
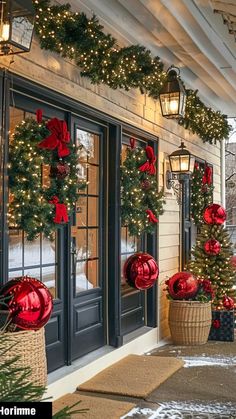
0,0,35,56
166,141,195,204
159,66,186,119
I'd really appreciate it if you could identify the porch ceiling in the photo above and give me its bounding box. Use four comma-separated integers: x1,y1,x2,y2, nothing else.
70,0,236,116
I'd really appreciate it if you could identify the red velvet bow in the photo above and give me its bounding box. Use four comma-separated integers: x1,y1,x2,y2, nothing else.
146,209,158,223
38,118,70,158
202,165,212,185
49,196,69,224
130,137,136,149
139,146,156,175
36,109,43,123
213,319,221,329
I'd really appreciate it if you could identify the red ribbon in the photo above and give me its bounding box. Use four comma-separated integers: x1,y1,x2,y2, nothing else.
213,319,221,329
38,118,70,158
130,137,136,149
36,109,43,123
139,146,156,175
49,196,69,224
146,209,158,223
202,165,212,185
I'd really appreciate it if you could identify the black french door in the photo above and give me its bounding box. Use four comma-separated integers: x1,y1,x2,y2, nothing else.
69,116,106,361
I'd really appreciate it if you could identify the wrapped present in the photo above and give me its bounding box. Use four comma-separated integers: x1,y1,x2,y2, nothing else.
208,310,235,342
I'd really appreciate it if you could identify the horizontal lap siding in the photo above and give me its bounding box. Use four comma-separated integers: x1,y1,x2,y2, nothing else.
2,37,222,341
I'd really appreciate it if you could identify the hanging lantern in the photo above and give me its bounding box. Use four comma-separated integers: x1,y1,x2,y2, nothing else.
169,141,195,174
159,66,186,119
0,0,35,56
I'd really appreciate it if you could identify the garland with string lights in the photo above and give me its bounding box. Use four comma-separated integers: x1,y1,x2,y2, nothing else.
32,0,230,144
8,113,85,241
191,163,214,227
121,140,165,237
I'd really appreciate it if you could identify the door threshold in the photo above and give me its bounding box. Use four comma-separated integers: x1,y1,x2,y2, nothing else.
46,327,168,400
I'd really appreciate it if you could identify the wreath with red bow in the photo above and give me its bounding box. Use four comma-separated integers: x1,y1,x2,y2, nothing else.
9,111,85,241
121,139,165,236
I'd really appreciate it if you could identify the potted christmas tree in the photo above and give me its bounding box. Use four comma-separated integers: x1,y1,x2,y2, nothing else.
165,272,214,345
188,203,236,341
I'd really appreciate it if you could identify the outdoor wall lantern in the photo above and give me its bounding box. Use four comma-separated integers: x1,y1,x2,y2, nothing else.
0,0,35,55
159,66,186,119
166,141,195,204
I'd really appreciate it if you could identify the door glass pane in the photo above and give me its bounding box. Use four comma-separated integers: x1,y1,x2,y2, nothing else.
8,107,59,299
73,126,100,294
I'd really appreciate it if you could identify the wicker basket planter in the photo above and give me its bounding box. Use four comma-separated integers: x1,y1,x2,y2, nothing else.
168,300,212,345
1,328,47,387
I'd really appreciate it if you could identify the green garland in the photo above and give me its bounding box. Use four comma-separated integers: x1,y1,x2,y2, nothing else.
32,0,230,144
121,144,165,236
191,164,214,227
9,117,85,241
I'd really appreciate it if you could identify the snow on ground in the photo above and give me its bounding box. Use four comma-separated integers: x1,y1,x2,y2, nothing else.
181,355,236,368
122,401,236,418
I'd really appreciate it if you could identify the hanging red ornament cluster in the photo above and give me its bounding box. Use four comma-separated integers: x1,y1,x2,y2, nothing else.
123,253,159,290
50,161,70,179
165,272,199,300
222,295,235,310
0,277,53,330
203,204,226,225
204,239,221,256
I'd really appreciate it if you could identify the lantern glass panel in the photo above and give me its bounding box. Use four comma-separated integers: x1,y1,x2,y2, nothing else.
189,155,195,173
160,92,180,118
179,91,186,117
11,15,34,49
180,155,190,172
169,155,180,172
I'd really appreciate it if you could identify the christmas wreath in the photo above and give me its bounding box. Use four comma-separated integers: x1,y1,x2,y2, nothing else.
191,163,214,227
121,139,165,236
9,110,85,241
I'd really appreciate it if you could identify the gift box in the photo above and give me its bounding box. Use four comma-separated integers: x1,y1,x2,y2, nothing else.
208,310,235,342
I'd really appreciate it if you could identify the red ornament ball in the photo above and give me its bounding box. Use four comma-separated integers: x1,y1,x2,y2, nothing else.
0,276,53,330
203,204,226,225
167,272,199,300
222,295,234,310
141,180,151,190
204,239,221,256
50,161,70,179
123,253,159,290
230,255,236,268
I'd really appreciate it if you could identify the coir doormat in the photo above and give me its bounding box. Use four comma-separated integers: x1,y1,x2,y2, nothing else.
78,354,183,398
53,392,135,419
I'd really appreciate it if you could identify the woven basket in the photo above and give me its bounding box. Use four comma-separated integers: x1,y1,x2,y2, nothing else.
1,328,47,387
169,300,212,345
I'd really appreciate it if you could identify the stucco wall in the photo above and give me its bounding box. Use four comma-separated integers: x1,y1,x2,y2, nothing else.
0,38,222,340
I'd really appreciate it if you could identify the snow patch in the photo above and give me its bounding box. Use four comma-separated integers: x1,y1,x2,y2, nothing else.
121,401,236,418
182,355,236,368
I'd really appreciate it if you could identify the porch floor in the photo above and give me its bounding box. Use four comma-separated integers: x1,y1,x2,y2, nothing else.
54,337,236,418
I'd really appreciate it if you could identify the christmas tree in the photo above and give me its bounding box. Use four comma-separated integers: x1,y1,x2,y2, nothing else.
188,204,236,307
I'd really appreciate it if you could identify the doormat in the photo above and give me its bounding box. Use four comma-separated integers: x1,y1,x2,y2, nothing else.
78,354,183,398
53,392,135,419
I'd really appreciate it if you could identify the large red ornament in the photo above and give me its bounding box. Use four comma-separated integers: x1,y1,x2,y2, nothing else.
222,295,235,310
123,253,159,290
0,276,53,330
203,204,226,225
166,272,199,300
204,239,221,256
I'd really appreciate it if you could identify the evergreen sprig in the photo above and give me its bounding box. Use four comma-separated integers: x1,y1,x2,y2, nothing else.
191,164,214,227
33,0,230,144
121,145,165,237
9,117,85,241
